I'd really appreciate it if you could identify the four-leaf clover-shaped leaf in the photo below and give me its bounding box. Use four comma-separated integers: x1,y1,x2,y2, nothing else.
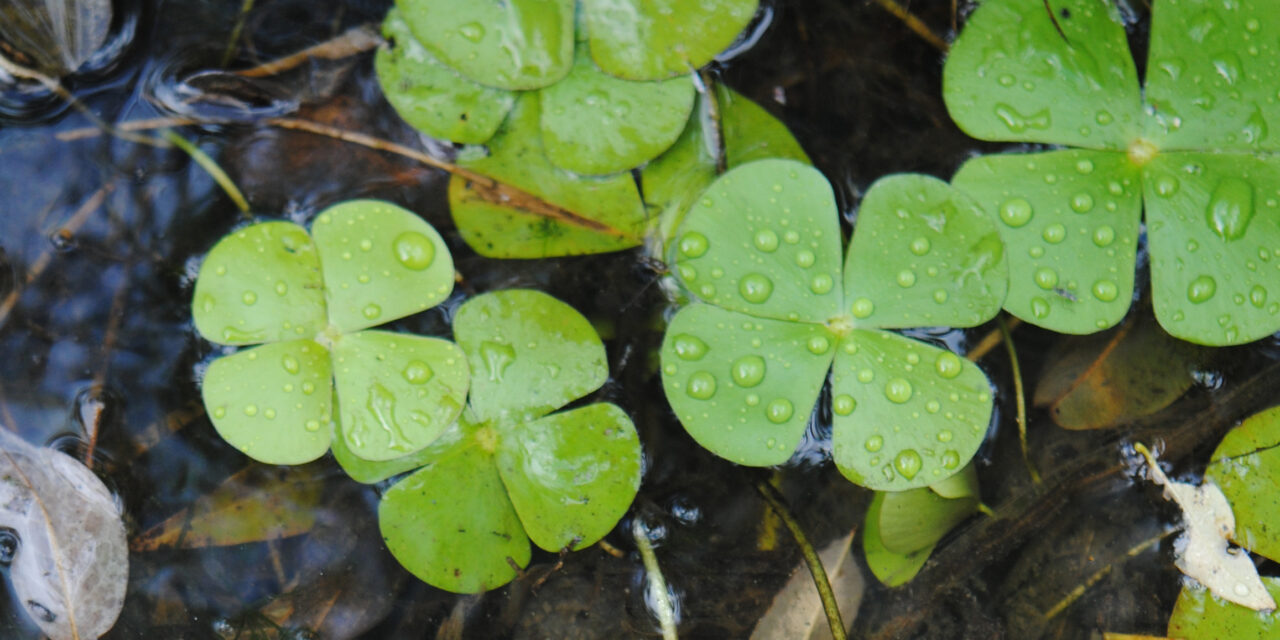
660,159,1006,490
374,290,642,593
193,200,467,464
945,0,1280,345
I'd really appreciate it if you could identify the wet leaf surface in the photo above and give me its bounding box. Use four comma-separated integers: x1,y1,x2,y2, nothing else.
1167,577,1280,640
583,0,760,81
1205,405,1280,564
1034,309,1207,430
0,428,127,640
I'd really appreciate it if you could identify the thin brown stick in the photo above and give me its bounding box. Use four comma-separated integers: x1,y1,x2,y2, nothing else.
0,182,117,331
235,24,381,78
871,0,950,53
265,117,638,239
57,117,203,142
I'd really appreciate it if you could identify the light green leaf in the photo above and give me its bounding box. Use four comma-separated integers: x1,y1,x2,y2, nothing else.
942,0,1142,149
453,290,607,424
1167,578,1280,639
495,403,641,551
659,303,833,466
672,159,843,323
379,429,531,594
1143,153,1280,345
583,0,759,81
395,0,573,90
332,411,465,484
644,85,810,247
332,330,469,461
830,330,992,491
539,46,695,175
952,149,1141,334
1143,1,1280,151
843,174,1007,329
375,9,514,144
862,491,932,588
927,462,980,500
310,200,454,334
450,94,646,258
1205,405,1280,563
876,464,979,554
201,340,333,465
192,221,326,345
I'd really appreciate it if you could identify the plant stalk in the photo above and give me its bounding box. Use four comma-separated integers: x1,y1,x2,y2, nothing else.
754,480,847,640
632,518,679,640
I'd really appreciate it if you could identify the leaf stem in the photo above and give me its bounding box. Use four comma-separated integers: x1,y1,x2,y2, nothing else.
632,518,679,640
160,130,251,213
999,315,1040,485
870,0,950,53
754,480,847,640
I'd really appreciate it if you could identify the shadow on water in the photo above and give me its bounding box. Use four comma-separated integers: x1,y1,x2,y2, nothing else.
0,0,1274,638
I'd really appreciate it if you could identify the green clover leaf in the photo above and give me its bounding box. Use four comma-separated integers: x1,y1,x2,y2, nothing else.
582,0,760,81
661,160,1005,490
1167,577,1280,639
1205,404,1280,564
862,464,980,587
193,200,467,464
375,290,642,594
946,0,1280,345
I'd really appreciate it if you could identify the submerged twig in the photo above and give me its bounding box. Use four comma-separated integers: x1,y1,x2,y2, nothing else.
221,0,257,68
999,315,1040,485
755,480,847,640
870,0,950,53
633,518,679,640
160,130,250,213
235,24,382,78
1042,530,1170,621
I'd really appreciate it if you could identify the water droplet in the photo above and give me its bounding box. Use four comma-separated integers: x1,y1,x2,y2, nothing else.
937,430,953,443
242,291,258,305
1206,177,1255,241
212,406,226,418
1250,284,1268,308
244,404,259,417
731,355,766,387
389,232,434,272
403,360,433,384
997,74,1015,87
459,21,485,42
1076,159,1095,174
857,369,875,383
1188,275,1217,303
810,274,833,294
999,198,1033,227
941,450,961,469
851,297,874,319
910,237,931,255
754,229,779,252
274,281,288,296
1070,193,1094,213
480,340,516,381
678,231,708,258
745,393,760,406
896,269,917,288
884,378,913,403
807,335,831,355
994,103,1051,133
678,265,697,282
1092,279,1119,302
1034,267,1059,290
1042,224,1066,244
933,289,948,304
766,398,794,423
795,250,816,268
1031,297,1051,318
865,435,884,452
783,230,800,244
305,419,321,432
687,371,717,400
1155,175,1180,197
1095,110,1113,125
1187,239,1199,252
935,352,963,379
673,334,709,361
833,394,856,415
264,408,277,420
363,303,382,320
1211,50,1241,84
894,449,922,479
699,283,716,297
282,355,300,375
739,273,774,304
1029,246,1045,258
1093,225,1116,247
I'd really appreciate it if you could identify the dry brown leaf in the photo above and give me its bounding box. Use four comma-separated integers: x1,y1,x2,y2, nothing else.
750,531,863,640
0,428,127,640
132,463,323,551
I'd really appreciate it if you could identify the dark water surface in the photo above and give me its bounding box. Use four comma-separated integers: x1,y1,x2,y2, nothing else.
1,1,1276,638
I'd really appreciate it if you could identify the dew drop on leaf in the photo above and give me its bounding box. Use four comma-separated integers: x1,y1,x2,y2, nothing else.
739,273,774,303
1034,267,1059,290
1205,177,1255,241
686,371,717,400
394,231,436,270
894,449,922,479
999,198,1033,227
753,229,779,252
833,394,856,415
678,231,709,258
1093,225,1116,247
884,378,913,403
730,355,766,387
910,237,931,255
765,398,794,423
1188,275,1218,303
673,334,709,361
865,435,883,452
935,352,963,379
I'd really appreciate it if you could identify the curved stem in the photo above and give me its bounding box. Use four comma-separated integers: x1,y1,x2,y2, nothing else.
754,480,847,640
998,315,1040,485
632,519,679,640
